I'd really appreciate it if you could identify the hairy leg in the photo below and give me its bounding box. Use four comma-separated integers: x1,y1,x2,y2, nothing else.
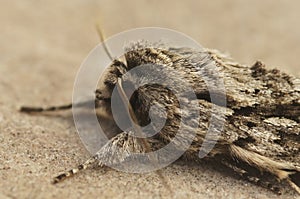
52,131,163,184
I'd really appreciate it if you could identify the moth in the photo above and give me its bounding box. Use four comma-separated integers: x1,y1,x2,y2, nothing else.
20,41,300,195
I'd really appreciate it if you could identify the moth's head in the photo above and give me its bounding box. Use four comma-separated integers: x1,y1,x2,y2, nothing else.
96,59,127,97
95,59,132,137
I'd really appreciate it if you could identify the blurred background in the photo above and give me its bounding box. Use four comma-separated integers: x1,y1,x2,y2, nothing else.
0,1,299,198
2,1,300,71
2,0,299,104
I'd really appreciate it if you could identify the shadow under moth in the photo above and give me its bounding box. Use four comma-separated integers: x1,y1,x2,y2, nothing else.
20,41,300,195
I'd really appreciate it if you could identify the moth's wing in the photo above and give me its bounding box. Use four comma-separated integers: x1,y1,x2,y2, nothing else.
168,47,300,193
168,47,300,163
227,114,300,188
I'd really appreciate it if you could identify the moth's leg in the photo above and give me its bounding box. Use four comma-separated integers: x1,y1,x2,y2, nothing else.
52,155,99,184
221,159,282,194
52,130,163,184
19,98,103,113
20,88,112,114
229,144,300,194
20,103,73,113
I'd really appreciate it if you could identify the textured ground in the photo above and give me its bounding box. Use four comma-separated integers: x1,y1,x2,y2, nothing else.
0,1,299,198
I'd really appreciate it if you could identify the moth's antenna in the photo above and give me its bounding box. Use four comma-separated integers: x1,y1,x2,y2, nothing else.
95,24,114,61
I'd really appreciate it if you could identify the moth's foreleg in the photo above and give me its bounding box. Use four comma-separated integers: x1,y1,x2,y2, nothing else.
51,132,148,184
52,155,99,184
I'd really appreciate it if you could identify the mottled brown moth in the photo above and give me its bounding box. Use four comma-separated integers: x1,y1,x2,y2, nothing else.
20,40,300,195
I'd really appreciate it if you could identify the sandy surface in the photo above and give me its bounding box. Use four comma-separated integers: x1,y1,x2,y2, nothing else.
0,1,299,198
